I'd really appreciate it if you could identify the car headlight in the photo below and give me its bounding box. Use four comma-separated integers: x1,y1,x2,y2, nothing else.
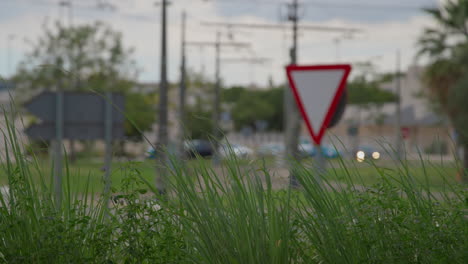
372,151,380,160
356,151,365,162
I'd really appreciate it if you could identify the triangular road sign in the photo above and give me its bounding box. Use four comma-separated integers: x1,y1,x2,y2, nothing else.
286,64,351,145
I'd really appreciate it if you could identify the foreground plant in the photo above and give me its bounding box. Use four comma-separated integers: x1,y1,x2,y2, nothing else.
0,111,466,263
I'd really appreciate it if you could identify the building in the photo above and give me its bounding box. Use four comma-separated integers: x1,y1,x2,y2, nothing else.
324,65,453,156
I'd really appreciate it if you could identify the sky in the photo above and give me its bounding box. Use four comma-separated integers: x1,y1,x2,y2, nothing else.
0,0,442,87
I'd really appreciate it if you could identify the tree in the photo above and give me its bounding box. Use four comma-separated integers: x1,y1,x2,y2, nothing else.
222,86,284,132
186,106,214,140
348,75,397,107
417,0,468,183
125,92,157,141
347,75,397,125
183,70,216,140
15,21,138,96
13,21,155,156
231,92,274,131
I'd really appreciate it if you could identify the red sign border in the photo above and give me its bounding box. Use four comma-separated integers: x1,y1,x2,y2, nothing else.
285,64,351,145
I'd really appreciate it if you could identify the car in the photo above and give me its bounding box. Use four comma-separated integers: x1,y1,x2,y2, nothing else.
257,140,339,159
257,143,285,157
184,139,214,158
320,145,340,159
219,144,254,159
299,139,340,159
355,146,381,162
146,143,177,159
146,139,214,159
299,141,315,157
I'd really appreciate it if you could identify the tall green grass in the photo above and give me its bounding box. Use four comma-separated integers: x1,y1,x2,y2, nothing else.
0,111,466,263
0,112,187,263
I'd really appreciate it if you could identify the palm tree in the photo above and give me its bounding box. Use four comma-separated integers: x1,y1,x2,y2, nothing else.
418,0,468,183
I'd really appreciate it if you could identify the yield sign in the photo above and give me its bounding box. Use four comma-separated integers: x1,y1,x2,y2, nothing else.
286,64,351,145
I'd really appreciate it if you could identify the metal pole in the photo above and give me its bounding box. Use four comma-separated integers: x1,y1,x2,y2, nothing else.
178,11,187,159
6,35,10,78
103,92,113,201
54,91,64,208
212,31,221,165
395,50,402,159
156,0,169,194
6,34,16,78
286,0,302,187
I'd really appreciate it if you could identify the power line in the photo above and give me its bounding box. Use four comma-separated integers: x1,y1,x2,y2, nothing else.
198,0,434,10
201,21,362,33
303,1,433,10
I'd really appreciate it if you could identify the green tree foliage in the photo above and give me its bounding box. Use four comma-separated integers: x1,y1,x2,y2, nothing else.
184,71,215,139
125,93,157,140
222,86,284,131
347,76,397,108
418,0,468,182
13,21,154,139
186,106,214,140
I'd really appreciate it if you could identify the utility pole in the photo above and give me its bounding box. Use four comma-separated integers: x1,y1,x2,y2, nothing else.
178,10,187,159
156,0,169,194
285,0,303,187
395,50,402,160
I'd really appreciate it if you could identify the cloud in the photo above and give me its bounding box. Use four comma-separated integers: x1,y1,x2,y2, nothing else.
0,0,438,87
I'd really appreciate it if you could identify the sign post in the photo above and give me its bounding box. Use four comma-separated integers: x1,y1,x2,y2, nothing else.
285,64,351,179
103,92,113,202
54,91,64,208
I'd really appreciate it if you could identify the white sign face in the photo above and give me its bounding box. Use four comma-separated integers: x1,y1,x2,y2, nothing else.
286,64,351,144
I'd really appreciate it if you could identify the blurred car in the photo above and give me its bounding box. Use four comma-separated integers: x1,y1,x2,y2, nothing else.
300,139,340,159
184,139,214,158
355,146,381,162
146,139,214,159
299,141,315,157
257,141,339,159
257,140,314,158
219,144,254,159
257,143,285,157
320,145,340,159
146,143,177,159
